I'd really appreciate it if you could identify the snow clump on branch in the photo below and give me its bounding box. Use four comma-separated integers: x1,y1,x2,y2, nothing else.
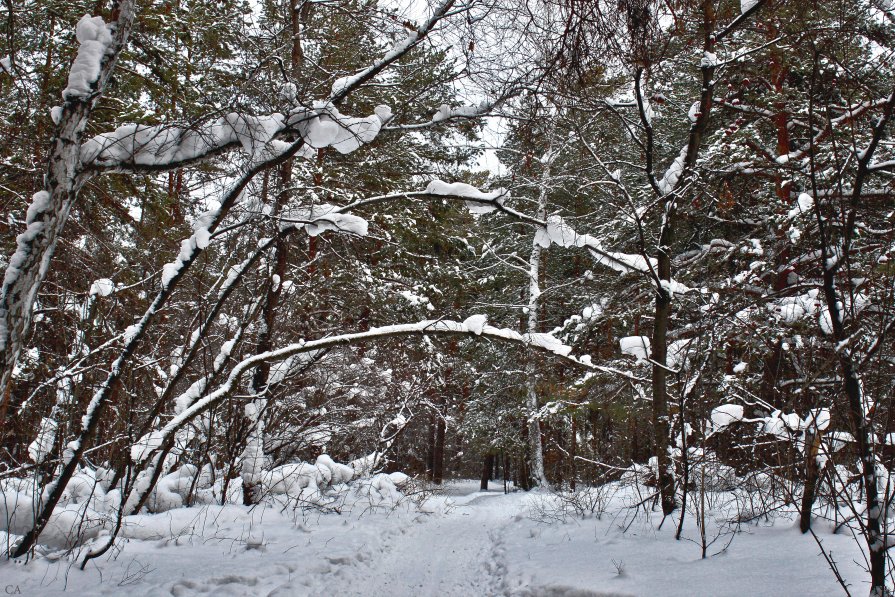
292,102,392,158
279,204,369,237
424,180,508,214
63,14,113,101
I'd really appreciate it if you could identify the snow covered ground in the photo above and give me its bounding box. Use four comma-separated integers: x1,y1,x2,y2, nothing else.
1,479,868,596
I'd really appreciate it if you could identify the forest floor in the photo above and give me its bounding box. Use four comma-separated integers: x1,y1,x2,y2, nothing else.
1,479,870,596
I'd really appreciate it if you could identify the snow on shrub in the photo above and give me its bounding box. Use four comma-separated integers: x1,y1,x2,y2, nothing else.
1,452,413,550
710,404,745,429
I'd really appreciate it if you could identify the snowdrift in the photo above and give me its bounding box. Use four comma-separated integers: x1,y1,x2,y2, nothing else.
1,453,412,552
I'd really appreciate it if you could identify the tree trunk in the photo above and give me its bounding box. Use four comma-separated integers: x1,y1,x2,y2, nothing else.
524,152,553,489
481,453,493,490
570,416,577,491
433,412,446,485
799,430,822,533
426,415,436,480
651,224,676,516
0,1,136,434
241,161,292,505
502,452,508,493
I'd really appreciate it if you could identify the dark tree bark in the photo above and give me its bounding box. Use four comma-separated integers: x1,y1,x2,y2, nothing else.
433,412,446,485
481,453,494,490
799,430,822,533
426,413,436,480
570,416,577,491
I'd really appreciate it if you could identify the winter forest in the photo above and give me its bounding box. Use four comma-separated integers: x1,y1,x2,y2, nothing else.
0,0,894,594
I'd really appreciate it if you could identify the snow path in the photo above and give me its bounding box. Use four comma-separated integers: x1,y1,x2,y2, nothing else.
273,488,515,596
1,480,870,596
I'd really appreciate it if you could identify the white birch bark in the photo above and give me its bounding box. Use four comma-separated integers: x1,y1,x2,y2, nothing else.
525,146,555,489
0,1,136,415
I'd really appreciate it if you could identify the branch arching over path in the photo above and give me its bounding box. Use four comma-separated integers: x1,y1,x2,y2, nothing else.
130,317,642,466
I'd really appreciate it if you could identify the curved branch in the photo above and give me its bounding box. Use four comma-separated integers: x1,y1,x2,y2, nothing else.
131,319,642,465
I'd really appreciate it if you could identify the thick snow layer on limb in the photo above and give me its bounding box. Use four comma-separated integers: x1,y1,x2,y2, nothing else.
0,191,53,350
620,336,650,362
535,215,578,248
81,0,449,172
227,113,284,161
533,215,657,276
81,0,436,172
788,193,814,219
432,103,487,123
463,314,488,335
661,279,693,296
89,278,115,297
63,15,113,100
81,114,287,168
329,31,419,101
768,289,821,323
711,404,745,429
279,203,369,237
28,417,59,463
760,410,803,439
687,101,701,123
267,350,320,386
766,288,871,331
131,430,165,462
657,146,688,195
424,180,508,214
804,408,831,431
527,332,573,357
667,338,694,370
293,104,391,155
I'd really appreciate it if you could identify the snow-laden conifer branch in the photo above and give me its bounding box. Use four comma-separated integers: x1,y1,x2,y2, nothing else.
331,180,692,293
383,96,506,131
81,0,460,175
327,0,456,104
130,317,641,464
716,0,767,41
